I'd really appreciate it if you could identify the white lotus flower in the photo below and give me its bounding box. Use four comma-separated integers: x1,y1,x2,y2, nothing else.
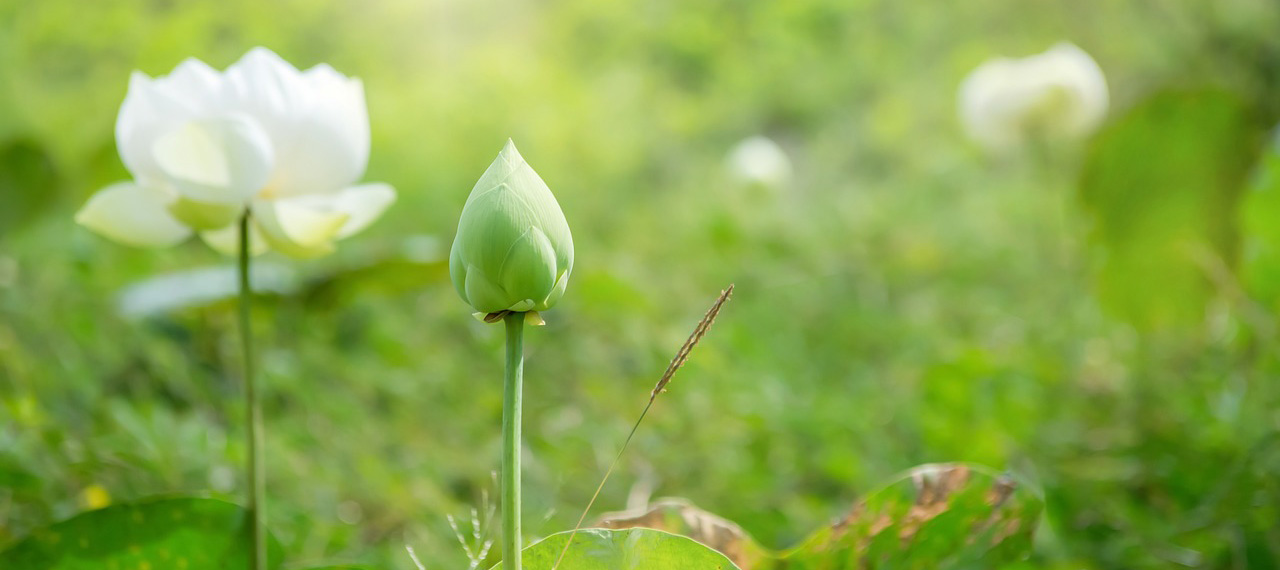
726,136,792,188
958,42,1109,152
76,47,395,257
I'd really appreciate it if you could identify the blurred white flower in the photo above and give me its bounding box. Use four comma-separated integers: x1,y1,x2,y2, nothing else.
76,47,395,257
958,42,1108,152
726,135,792,188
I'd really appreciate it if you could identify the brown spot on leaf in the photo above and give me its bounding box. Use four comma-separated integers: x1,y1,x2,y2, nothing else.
596,498,765,570
828,463,1032,553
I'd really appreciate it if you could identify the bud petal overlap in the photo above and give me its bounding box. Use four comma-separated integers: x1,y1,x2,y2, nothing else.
450,140,573,314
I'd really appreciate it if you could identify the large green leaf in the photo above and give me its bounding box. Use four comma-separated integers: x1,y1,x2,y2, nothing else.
592,463,1040,570
596,499,770,569
779,463,1041,570
0,138,59,240
1240,132,1280,313
490,528,742,570
1078,89,1264,331
0,497,284,570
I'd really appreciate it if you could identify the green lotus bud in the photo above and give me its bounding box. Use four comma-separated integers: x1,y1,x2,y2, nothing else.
450,140,574,315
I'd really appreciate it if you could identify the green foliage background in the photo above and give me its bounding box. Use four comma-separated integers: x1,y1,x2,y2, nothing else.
2,0,1280,568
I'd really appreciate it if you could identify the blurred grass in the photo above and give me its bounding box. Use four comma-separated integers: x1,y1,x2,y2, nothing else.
2,0,1280,569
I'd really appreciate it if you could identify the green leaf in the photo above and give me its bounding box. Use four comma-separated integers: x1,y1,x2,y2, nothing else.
530,464,1040,570
1078,89,1264,331
0,138,59,241
595,499,770,570
490,528,742,570
1240,132,1280,312
779,463,1042,570
0,497,284,570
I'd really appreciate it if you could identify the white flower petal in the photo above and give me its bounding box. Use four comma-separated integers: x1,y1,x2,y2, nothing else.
117,72,194,185
1041,43,1109,137
224,48,368,196
75,182,191,248
303,63,352,92
200,222,269,257
112,47,379,241
959,60,1024,150
224,47,306,123
152,115,274,205
251,198,350,258
158,58,226,110
958,42,1108,152
266,69,369,197
327,183,395,239
117,59,230,185
727,136,792,187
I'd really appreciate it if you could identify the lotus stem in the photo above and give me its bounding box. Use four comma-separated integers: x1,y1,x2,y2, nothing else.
502,312,525,570
238,211,266,570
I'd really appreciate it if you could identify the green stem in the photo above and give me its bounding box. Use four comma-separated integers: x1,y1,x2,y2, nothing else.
238,211,266,570
502,312,525,570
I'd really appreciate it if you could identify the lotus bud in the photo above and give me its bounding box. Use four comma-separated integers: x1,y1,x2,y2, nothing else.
449,140,574,316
